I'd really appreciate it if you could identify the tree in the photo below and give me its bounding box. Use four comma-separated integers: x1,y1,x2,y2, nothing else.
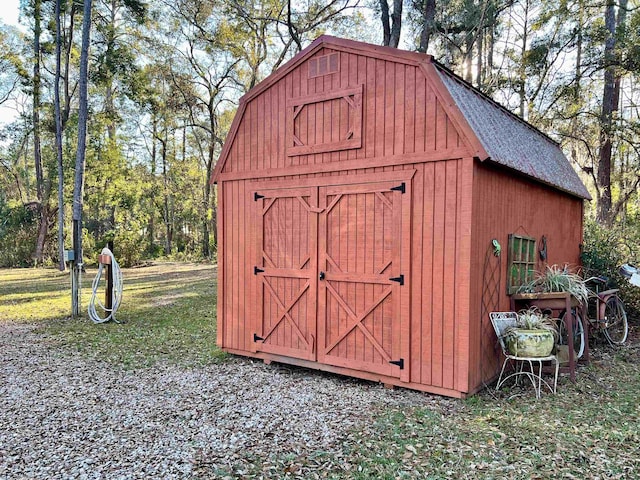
54,0,65,271
72,0,93,316
379,0,402,47
596,0,628,225
415,0,436,53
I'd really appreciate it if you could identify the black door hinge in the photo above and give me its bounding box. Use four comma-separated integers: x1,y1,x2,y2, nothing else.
390,182,406,194
254,266,264,275
253,333,264,342
254,192,265,201
389,274,404,285
389,358,404,369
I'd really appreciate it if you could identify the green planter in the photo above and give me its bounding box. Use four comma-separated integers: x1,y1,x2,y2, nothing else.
506,329,555,357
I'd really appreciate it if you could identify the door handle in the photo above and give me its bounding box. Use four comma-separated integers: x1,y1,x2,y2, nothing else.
319,271,325,280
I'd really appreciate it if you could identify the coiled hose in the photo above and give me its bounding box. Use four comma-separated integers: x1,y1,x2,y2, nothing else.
88,247,123,323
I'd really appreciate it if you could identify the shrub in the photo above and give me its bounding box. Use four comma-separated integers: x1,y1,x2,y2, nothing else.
581,219,640,321
0,200,39,267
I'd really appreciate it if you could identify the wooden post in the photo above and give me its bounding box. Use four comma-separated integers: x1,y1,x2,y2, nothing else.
105,240,114,313
71,219,81,318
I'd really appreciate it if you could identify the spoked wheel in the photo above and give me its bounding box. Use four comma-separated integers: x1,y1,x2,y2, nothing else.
559,310,585,360
603,296,628,345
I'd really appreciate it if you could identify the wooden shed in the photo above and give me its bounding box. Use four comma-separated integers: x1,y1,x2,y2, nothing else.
211,36,591,398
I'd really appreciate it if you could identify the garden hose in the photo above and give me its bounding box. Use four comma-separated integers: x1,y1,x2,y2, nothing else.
88,247,123,324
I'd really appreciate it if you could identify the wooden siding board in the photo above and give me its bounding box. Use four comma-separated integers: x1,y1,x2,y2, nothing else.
394,62,405,156
384,61,394,157
415,77,426,153
455,158,473,392
431,162,446,387
405,66,416,155
400,175,412,382
238,180,245,352
410,164,424,383
216,183,225,348
425,85,436,152
365,56,376,159
442,161,458,390
229,180,237,349
374,59,385,158
354,54,366,161
421,162,435,385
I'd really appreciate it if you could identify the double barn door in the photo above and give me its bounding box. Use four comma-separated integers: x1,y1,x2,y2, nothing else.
252,174,411,382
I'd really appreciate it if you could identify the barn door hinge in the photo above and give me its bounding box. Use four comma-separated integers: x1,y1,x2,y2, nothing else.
389,358,404,369
389,274,404,285
390,182,406,194
254,266,264,275
254,192,265,201
253,333,264,342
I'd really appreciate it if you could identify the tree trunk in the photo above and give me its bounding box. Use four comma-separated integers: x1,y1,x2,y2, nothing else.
33,0,43,203
55,0,65,271
518,0,530,119
596,0,618,225
148,114,157,252
476,27,483,88
379,0,402,47
63,2,77,129
418,0,436,53
211,187,217,251
389,0,402,48
105,0,117,142
32,0,45,264
464,34,473,83
203,180,210,259
570,0,583,165
380,0,391,46
160,133,172,255
72,0,93,317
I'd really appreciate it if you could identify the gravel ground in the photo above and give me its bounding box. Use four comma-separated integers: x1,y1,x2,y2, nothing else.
0,322,449,479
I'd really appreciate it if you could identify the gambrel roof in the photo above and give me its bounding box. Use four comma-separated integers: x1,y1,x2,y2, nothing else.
434,65,591,200
212,35,590,200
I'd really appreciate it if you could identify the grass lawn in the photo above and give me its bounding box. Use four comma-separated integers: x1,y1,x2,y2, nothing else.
0,262,223,367
1,263,639,478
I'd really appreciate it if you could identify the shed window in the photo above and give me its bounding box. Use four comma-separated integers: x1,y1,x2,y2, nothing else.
507,234,536,294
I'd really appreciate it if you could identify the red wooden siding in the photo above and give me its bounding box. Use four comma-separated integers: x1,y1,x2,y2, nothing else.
219,48,468,179
218,157,474,396
408,158,473,393
467,161,584,391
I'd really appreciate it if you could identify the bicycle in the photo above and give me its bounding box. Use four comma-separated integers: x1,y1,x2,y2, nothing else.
558,275,628,359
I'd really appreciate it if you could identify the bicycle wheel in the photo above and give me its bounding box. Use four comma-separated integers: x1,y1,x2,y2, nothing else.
603,296,628,345
559,310,585,360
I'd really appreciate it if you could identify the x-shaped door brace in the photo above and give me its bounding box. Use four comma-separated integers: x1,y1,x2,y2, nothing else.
260,277,312,351
323,281,393,361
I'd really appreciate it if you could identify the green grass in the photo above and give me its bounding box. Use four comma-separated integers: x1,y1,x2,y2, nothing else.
323,348,640,479
0,262,225,367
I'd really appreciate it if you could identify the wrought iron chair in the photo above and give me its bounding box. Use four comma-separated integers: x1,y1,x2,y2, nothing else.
490,311,559,398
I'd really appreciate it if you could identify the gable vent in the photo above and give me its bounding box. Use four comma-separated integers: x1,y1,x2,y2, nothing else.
308,52,340,78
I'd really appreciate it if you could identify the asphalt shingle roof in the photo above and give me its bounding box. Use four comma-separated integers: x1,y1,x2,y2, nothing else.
436,65,591,200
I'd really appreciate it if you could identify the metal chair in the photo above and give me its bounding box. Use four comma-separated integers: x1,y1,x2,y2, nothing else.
489,311,559,398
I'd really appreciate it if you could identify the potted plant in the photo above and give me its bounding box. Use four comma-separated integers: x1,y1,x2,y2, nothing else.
517,264,590,306
505,307,559,357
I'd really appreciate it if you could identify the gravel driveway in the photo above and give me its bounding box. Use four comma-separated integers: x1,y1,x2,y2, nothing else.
0,322,447,479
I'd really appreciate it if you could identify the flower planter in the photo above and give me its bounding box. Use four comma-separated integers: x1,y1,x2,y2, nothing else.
506,329,555,357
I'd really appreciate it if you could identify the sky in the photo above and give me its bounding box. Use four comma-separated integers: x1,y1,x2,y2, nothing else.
0,0,20,26
0,0,22,126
